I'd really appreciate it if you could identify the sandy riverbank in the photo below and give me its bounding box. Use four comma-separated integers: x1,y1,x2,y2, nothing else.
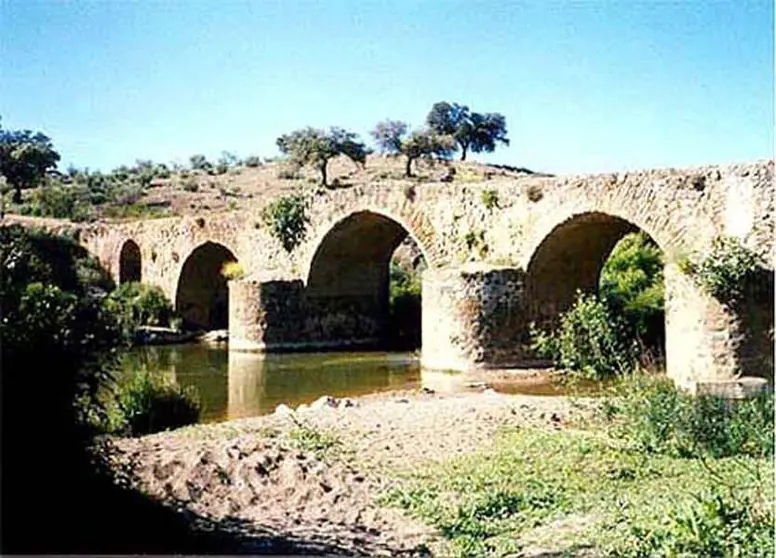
108,389,594,555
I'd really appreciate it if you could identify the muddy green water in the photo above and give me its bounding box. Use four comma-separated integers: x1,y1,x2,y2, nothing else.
120,343,606,423
120,344,423,422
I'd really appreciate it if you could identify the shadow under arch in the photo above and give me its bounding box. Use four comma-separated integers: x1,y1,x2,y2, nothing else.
303,210,426,349
175,241,237,331
118,239,142,284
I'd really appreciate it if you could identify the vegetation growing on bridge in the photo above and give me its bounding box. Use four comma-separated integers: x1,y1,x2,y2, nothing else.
261,194,310,252
680,235,766,305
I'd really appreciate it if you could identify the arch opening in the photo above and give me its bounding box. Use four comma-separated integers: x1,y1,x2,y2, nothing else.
119,240,142,284
526,211,666,361
306,211,425,350
175,242,237,331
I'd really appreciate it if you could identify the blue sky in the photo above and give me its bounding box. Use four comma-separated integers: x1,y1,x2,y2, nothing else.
1,1,773,175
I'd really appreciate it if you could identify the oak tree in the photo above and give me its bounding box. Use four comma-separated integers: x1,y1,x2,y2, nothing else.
276,127,368,187
371,120,455,177
426,101,509,161
0,121,61,203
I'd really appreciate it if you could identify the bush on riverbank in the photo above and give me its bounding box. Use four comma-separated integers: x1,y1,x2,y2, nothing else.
107,370,201,436
530,232,667,380
531,291,639,380
104,282,178,342
598,372,774,459
600,232,665,349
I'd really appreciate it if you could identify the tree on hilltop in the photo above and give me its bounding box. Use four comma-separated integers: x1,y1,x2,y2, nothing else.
276,127,368,187
426,101,509,161
0,119,61,204
371,120,455,177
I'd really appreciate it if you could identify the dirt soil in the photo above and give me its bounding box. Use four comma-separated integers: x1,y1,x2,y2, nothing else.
108,389,592,556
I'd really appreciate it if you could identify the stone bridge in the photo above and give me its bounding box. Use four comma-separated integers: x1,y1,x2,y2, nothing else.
13,159,774,394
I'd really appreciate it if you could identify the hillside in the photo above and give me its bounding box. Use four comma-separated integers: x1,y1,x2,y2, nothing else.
4,154,543,223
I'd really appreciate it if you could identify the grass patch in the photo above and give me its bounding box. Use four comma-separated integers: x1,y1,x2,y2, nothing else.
287,416,340,459
380,383,774,556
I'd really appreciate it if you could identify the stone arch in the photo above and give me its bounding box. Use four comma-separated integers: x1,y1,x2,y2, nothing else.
175,241,237,331
525,211,655,328
303,210,427,349
118,239,142,284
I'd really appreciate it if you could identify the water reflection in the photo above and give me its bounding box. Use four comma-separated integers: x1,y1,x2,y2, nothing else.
120,345,606,425
121,345,421,423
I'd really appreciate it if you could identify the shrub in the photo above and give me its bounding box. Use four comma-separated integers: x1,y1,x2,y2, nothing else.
220,261,245,281
182,178,199,192
110,370,200,436
244,155,262,168
24,183,93,221
262,194,309,252
104,282,176,342
531,291,638,380
599,373,774,459
683,235,763,304
480,189,499,210
608,485,774,557
0,226,124,548
189,154,211,171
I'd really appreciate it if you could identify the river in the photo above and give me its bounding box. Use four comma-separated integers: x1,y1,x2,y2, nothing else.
119,343,604,423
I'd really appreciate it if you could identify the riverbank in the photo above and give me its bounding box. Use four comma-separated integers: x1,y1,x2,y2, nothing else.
106,386,773,556
108,389,589,555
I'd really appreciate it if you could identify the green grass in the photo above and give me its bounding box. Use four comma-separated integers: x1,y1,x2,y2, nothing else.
379,427,774,557
287,417,341,459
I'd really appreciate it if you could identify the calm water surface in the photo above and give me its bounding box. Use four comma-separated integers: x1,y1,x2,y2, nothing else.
120,344,422,422
120,343,607,424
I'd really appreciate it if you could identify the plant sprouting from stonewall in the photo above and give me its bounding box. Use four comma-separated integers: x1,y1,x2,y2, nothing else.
262,194,309,253
371,120,456,177
276,127,368,187
681,235,764,305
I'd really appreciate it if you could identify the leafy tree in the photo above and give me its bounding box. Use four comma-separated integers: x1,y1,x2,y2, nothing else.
600,232,665,348
426,101,509,161
0,121,61,203
276,126,368,186
371,120,455,177
189,154,211,171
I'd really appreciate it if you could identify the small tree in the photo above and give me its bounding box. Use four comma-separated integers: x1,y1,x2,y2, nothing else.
276,126,368,187
371,120,455,177
0,121,61,203
426,101,510,161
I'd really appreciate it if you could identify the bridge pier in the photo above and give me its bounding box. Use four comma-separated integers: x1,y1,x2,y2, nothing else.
228,277,384,351
665,264,772,397
420,265,533,371
228,278,307,351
